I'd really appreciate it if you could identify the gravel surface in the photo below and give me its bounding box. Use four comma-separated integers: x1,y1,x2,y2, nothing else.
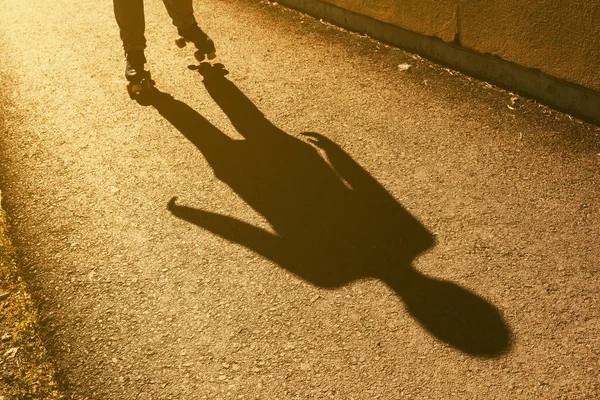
0,0,599,399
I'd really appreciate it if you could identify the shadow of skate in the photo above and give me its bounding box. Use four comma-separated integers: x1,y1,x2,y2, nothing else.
149,63,512,357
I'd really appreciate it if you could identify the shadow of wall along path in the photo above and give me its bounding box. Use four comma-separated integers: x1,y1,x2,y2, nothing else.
143,63,512,357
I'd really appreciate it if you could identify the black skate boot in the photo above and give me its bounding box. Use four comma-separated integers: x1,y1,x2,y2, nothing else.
125,50,154,98
175,23,216,62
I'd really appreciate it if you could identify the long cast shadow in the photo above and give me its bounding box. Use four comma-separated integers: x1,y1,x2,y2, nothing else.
147,63,512,357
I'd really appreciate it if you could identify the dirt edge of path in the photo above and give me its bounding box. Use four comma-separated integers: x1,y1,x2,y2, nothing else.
0,192,64,400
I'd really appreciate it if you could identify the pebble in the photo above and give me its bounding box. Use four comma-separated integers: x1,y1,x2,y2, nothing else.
300,362,311,371
397,63,412,72
3,347,18,358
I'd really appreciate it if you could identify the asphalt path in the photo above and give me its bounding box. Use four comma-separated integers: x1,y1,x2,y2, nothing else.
0,0,599,398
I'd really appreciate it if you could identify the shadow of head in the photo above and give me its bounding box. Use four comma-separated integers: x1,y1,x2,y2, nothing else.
390,270,512,357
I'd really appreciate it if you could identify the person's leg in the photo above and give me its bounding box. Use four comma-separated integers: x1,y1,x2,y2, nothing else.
162,0,196,30
114,0,148,84
163,0,216,59
113,0,146,53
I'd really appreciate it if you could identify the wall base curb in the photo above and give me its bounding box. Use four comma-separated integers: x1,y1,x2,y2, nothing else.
277,0,600,125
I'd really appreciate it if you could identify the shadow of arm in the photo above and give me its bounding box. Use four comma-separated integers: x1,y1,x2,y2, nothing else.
303,132,435,255
167,197,282,263
302,132,393,200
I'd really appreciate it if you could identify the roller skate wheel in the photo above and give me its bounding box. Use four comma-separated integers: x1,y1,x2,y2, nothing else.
131,83,143,93
207,52,217,60
175,36,187,48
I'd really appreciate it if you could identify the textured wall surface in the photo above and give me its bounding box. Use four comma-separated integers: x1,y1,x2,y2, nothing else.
319,0,600,92
317,0,459,42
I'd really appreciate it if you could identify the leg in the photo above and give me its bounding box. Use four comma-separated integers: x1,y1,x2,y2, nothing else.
162,0,196,30
114,0,152,96
113,0,146,53
163,0,216,60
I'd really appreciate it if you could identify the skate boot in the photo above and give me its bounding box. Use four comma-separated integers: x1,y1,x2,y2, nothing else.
175,23,216,62
125,50,154,98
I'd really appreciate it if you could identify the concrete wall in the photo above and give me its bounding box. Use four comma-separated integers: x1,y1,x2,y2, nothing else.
277,0,600,123
318,0,600,93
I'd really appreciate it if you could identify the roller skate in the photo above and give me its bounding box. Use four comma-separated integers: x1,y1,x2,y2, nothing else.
125,50,154,98
175,23,217,62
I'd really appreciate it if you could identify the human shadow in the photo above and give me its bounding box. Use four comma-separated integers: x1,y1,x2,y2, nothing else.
147,63,512,357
